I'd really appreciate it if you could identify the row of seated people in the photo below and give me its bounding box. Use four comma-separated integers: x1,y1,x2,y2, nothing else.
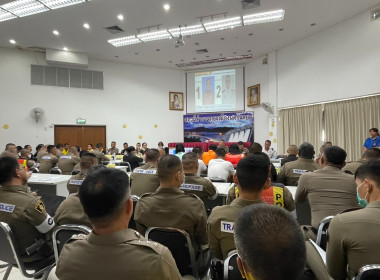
1,143,380,279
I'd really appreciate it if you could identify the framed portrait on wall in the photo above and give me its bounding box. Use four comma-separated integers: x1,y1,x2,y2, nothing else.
169,92,184,111
247,84,260,106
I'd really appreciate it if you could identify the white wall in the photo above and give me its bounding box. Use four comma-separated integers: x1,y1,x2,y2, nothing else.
0,47,185,151
277,11,380,108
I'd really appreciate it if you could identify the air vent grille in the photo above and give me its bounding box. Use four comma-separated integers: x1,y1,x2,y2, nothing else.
195,49,208,54
241,0,260,10
105,25,125,34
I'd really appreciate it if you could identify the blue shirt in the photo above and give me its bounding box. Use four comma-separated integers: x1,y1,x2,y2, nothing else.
363,136,380,149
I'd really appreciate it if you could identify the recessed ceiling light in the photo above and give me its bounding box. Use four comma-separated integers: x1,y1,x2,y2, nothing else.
63,47,68,51
117,14,124,20
114,56,118,58
193,58,196,60
233,52,237,54
83,23,90,29
53,30,59,35
310,23,316,26
219,54,223,56
163,3,170,11
134,52,139,55
9,39,16,44
180,59,184,62
279,28,284,31
248,33,253,36
247,50,252,52
156,49,160,51
220,38,225,40
169,61,172,63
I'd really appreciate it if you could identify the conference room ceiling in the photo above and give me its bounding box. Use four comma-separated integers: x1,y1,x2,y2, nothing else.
1,0,379,70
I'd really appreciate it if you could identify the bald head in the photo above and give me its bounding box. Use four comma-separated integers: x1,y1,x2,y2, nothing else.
287,145,298,155
157,155,182,182
69,146,78,155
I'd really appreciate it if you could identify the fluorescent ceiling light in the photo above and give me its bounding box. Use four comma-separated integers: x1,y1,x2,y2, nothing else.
39,0,86,10
108,35,141,47
117,14,124,20
163,3,170,11
243,10,285,25
203,17,242,32
1,0,48,17
137,30,171,42
0,8,17,22
9,39,16,44
53,30,59,35
169,25,205,37
83,22,90,29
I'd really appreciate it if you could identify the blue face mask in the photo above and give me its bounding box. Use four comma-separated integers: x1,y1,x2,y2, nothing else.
356,182,368,208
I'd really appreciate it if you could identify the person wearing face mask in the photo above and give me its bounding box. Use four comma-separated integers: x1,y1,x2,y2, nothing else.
326,159,380,280
134,155,210,275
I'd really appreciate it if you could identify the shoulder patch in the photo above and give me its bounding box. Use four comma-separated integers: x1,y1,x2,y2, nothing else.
221,221,235,233
133,169,157,175
60,156,71,159
180,184,203,192
35,201,46,214
293,169,307,175
41,156,51,160
69,179,83,185
0,203,15,213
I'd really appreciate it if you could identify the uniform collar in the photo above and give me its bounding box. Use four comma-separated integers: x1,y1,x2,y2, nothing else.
298,157,315,163
0,185,28,192
322,165,342,171
230,197,263,207
357,159,367,164
141,162,157,169
184,173,197,177
88,228,142,245
367,201,380,208
156,186,184,194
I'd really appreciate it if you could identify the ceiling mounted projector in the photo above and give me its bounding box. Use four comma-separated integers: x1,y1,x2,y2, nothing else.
174,34,185,48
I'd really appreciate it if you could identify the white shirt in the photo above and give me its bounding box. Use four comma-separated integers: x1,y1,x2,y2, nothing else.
197,159,207,176
207,158,235,182
264,147,277,159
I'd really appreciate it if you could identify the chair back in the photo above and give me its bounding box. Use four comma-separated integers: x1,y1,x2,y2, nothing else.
49,167,62,175
0,222,19,266
30,167,39,173
128,195,140,230
295,201,311,226
355,264,380,280
316,216,334,251
224,251,243,280
146,227,199,279
209,177,226,183
52,224,91,261
71,169,80,175
40,194,66,217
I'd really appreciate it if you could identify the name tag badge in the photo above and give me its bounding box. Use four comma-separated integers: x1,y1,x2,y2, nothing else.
0,203,15,213
293,169,307,175
42,156,51,160
221,221,234,233
133,169,157,175
180,184,203,191
60,156,71,159
69,179,83,185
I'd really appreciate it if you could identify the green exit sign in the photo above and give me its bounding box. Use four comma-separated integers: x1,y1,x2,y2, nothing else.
76,118,86,124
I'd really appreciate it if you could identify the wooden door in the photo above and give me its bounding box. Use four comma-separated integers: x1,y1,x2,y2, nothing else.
54,125,106,151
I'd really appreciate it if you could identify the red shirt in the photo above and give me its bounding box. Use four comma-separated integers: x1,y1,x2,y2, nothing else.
225,153,244,165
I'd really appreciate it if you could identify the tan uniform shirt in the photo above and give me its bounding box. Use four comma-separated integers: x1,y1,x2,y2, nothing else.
107,147,119,154
57,152,80,175
225,184,295,212
38,153,59,173
66,170,87,194
182,174,218,202
0,185,55,262
134,187,208,254
295,166,358,228
36,151,48,163
56,228,181,280
54,193,91,228
130,163,160,197
73,162,80,171
277,157,319,186
92,150,110,164
341,159,366,175
327,201,380,280
207,198,263,260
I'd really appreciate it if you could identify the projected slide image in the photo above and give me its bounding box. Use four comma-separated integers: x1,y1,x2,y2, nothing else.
222,74,235,105
202,77,215,105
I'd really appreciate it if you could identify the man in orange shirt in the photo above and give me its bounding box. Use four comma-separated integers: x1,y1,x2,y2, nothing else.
203,144,217,165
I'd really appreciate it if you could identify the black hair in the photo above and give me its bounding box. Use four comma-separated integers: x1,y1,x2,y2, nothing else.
324,146,347,167
24,144,31,149
182,152,198,170
145,148,160,162
363,148,380,160
355,159,380,187
229,144,240,155
80,153,98,169
126,146,136,154
175,143,185,153
234,204,306,280
158,141,164,147
236,154,270,192
5,143,15,150
157,155,182,181
79,168,130,224
95,143,103,149
369,128,379,134
298,142,315,159
192,147,203,155
209,144,217,151
36,144,44,152
56,143,63,149
265,140,271,144
248,142,262,154
123,142,128,146
215,147,226,157
47,145,55,154
238,141,244,145
79,150,89,158
0,157,19,184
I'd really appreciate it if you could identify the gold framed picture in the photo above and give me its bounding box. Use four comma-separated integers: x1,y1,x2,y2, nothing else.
169,92,184,111
247,84,260,106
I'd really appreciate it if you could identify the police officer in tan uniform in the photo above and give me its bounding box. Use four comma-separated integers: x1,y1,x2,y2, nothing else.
57,146,80,175
107,141,119,155
66,153,98,194
277,142,319,186
0,156,55,262
38,145,59,173
92,143,110,164
54,193,91,228
134,155,209,274
207,153,269,260
56,168,181,280
342,148,380,175
296,146,357,237
130,148,160,197
181,152,218,202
